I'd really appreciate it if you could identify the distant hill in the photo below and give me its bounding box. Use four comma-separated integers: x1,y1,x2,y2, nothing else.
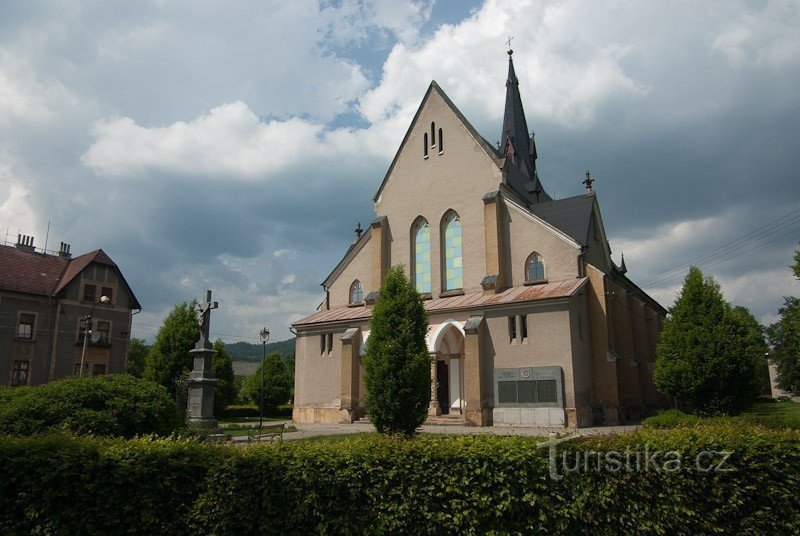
227,338,295,362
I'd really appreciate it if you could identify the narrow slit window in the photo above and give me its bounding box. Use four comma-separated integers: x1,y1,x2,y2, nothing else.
509,316,517,342
438,128,443,153
431,122,436,147
424,133,429,157
520,315,527,340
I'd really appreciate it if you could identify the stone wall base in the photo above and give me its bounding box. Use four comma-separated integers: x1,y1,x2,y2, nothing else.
492,407,565,427
566,406,593,428
293,406,345,424
465,409,492,427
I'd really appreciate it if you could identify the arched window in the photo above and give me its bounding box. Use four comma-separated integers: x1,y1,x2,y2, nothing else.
350,280,363,304
438,128,443,153
431,122,436,148
442,211,463,291
423,133,429,157
525,252,545,282
412,218,431,293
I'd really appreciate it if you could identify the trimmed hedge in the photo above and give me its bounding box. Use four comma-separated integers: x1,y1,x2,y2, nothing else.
221,404,293,419
1,425,798,534
0,374,181,438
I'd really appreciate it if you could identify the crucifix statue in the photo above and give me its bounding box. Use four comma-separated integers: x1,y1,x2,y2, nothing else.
187,289,220,429
195,290,219,349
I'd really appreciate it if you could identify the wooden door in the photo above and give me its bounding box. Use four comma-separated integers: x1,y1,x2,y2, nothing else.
436,360,449,414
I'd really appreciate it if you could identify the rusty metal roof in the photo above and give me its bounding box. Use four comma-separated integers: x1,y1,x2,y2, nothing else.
293,277,587,328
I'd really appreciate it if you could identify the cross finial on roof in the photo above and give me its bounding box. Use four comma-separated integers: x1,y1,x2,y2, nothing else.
583,170,595,189
354,222,363,239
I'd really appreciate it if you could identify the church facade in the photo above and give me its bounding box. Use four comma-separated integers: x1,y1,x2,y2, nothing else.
292,52,668,428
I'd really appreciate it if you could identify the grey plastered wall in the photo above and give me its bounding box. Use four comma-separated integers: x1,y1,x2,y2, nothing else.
0,293,56,386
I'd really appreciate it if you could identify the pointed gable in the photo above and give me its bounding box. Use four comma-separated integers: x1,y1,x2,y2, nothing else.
372,81,503,204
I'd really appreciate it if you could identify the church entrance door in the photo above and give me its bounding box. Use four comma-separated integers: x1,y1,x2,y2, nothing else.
436,360,450,414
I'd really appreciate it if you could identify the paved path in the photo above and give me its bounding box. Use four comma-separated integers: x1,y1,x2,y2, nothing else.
233,421,640,443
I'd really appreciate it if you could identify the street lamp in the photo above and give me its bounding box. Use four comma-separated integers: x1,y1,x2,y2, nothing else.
259,326,270,434
79,295,110,377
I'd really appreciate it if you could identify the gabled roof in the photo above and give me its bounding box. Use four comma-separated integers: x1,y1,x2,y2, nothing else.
321,225,372,289
372,81,503,203
0,245,141,309
0,245,69,296
529,194,597,246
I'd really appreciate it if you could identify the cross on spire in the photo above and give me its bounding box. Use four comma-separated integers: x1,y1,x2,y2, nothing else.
195,290,219,349
506,35,514,51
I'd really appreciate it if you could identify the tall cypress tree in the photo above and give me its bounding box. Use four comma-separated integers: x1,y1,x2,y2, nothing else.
653,267,764,414
363,265,431,436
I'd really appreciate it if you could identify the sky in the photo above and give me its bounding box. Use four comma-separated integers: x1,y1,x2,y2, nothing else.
1,0,799,344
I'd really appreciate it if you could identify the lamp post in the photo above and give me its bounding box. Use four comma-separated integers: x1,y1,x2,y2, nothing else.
259,326,270,434
79,295,110,377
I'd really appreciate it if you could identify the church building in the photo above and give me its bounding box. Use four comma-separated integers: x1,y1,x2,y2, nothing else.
292,51,668,428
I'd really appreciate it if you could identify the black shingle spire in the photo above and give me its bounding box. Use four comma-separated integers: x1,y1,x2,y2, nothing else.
502,50,547,200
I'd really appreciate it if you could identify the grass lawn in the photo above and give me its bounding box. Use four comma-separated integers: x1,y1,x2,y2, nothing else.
219,416,288,425
220,422,296,437
644,399,800,430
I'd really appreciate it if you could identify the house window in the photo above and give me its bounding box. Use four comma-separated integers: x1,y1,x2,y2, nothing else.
96,320,111,344
17,313,35,340
520,314,528,340
350,280,363,304
442,211,462,291
10,360,30,386
525,252,545,282
92,363,107,377
101,287,113,304
413,218,431,294
424,133,429,157
438,128,443,154
508,316,517,342
83,284,96,302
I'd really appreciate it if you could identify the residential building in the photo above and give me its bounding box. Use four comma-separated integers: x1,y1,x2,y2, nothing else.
0,236,141,386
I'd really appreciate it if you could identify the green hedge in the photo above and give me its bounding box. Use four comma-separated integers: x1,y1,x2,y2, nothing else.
221,404,293,419
1,425,798,534
0,374,181,438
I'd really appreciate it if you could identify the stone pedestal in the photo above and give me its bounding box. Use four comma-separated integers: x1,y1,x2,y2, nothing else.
186,345,218,428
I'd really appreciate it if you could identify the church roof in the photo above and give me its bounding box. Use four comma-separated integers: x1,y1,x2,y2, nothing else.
529,194,597,246
294,278,588,327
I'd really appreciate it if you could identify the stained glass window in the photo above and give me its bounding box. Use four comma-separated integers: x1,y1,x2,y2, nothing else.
414,220,431,293
350,280,363,304
443,212,462,290
526,252,545,281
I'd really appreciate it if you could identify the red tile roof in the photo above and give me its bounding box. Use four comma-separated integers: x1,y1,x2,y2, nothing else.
0,245,141,309
0,245,68,295
293,277,588,327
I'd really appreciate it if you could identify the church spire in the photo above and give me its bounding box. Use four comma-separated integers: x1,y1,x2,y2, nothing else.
502,48,546,199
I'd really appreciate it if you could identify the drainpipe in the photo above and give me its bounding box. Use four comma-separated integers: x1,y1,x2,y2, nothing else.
577,247,587,278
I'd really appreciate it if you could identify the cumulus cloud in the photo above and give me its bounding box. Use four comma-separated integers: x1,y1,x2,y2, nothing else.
2,0,799,341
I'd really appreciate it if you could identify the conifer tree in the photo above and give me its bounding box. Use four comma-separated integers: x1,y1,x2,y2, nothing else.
363,265,431,436
653,267,764,414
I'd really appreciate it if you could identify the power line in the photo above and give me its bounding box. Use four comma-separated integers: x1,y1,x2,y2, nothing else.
638,207,800,289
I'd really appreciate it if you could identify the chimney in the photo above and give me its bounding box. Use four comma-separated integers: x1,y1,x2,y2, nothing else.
15,234,35,253
59,242,72,260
